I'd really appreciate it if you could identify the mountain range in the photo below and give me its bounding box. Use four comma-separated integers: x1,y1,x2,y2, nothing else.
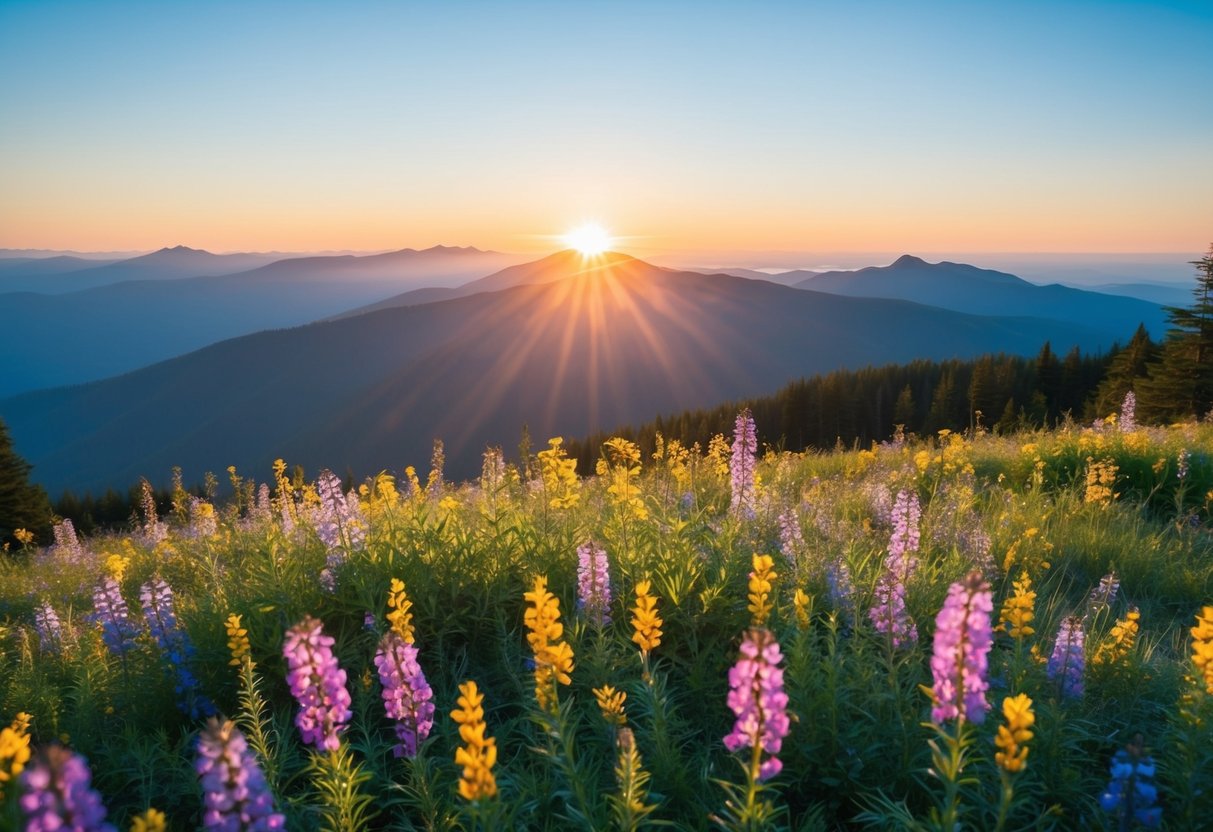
1,250,1158,494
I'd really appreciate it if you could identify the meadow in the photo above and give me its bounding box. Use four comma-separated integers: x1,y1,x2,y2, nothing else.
2,408,1213,831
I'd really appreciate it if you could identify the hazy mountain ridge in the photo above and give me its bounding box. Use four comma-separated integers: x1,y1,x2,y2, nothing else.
3,253,1132,494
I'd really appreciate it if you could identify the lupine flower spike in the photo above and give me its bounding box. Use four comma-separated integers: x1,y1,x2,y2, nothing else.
226,613,252,667
140,578,215,718
631,580,663,661
452,681,498,802
19,746,116,832
282,616,352,751
729,409,758,519
930,572,994,724
994,694,1034,773
0,711,32,799
1099,733,1161,828
129,808,167,832
196,718,285,830
91,577,140,657
386,578,415,643
722,628,790,782
1047,616,1086,699
747,554,776,627
576,541,612,627
523,576,574,713
373,631,435,757
1192,606,1213,694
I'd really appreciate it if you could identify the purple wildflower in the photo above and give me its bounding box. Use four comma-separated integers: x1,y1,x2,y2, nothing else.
90,577,139,657
34,600,63,653
373,631,435,758
576,541,612,626
1099,736,1161,828
929,572,994,724
1119,391,1137,432
1178,448,1190,481
1047,616,1086,699
196,718,285,830
723,628,790,782
19,746,116,832
50,519,85,565
283,616,352,752
140,578,215,719
729,409,757,519
138,479,168,546
314,470,366,591
868,490,921,648
188,497,218,539
777,508,804,565
887,489,921,560
825,558,855,622
1088,572,1120,613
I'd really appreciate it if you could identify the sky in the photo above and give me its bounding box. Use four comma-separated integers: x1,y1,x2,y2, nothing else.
1,0,1211,260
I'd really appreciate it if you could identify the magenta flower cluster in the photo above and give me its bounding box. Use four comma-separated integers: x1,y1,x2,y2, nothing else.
283,615,352,751
1048,616,1086,699
1119,390,1137,432
576,540,612,626
91,577,140,657
373,632,436,758
723,628,790,782
869,489,921,647
314,469,366,591
19,746,115,832
196,718,285,830
929,572,993,724
729,409,758,519
34,600,63,653
50,518,86,564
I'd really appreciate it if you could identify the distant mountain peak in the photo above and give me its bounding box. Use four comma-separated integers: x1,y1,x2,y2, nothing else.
891,254,927,267
160,245,204,253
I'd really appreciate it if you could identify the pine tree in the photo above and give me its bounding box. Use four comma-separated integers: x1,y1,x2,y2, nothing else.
1091,324,1156,419
0,417,52,549
1139,247,1213,422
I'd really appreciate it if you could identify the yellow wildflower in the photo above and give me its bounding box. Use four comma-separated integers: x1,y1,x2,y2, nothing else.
747,554,776,627
706,433,731,477
387,578,415,644
631,579,663,655
593,685,627,727
104,553,131,583
1084,457,1118,506
598,437,648,521
538,437,581,509
793,588,812,630
994,693,1034,773
225,614,251,668
1192,606,1213,694
0,712,32,798
524,576,575,712
452,681,498,802
1093,609,1140,666
438,495,460,513
129,808,167,832
14,528,33,546
999,572,1036,639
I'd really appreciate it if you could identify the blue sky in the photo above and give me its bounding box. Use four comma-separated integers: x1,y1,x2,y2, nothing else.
1,0,1210,256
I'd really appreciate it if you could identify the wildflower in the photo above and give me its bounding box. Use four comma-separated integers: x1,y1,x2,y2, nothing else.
282,616,352,751
313,469,366,589
1191,606,1213,694
138,479,168,545
50,518,86,564
631,580,663,655
34,600,64,653
994,694,1034,773
1099,733,1161,828
776,508,804,565
793,589,812,630
1088,571,1120,612
999,571,1036,639
19,746,115,831
103,552,130,583
195,718,285,830
427,438,445,497
1093,609,1140,666
188,497,218,538
386,578,415,643
594,685,628,727
14,527,34,546
747,554,776,627
373,631,435,758
226,614,252,667
481,447,506,493
1119,391,1137,432
576,541,612,627
729,409,758,519
141,578,215,718
723,628,790,782
1047,616,1086,699
598,438,648,520
452,681,497,802
0,712,32,799
523,576,575,713
129,808,167,832
538,437,580,508
929,572,994,724
90,577,140,657
1084,457,1118,505
1178,448,1191,480
825,558,855,621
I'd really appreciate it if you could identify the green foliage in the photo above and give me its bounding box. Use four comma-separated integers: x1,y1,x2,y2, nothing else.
0,417,52,550
1,421,1212,828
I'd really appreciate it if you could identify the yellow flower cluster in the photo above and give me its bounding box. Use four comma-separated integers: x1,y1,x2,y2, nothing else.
105,552,132,583
225,614,251,668
1192,606,1213,694
0,712,32,798
13,528,34,546
652,433,692,492
524,576,575,713
999,572,1036,639
994,693,1035,773
793,588,812,630
1002,527,1052,573
1084,457,1119,506
597,438,648,521
631,580,663,656
915,431,975,477
537,437,581,509
747,554,776,627
706,433,731,477
594,685,628,727
387,578,415,644
129,808,167,832
1093,609,1141,666
452,681,498,802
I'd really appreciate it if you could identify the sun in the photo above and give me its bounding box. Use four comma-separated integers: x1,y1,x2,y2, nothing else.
563,223,612,256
